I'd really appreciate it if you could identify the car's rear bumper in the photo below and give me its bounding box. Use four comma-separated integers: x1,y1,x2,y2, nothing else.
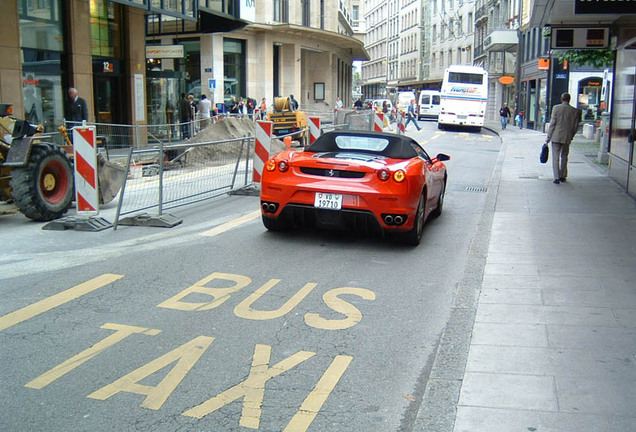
261,181,418,232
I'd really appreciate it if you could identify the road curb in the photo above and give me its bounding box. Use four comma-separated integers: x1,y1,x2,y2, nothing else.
410,127,506,432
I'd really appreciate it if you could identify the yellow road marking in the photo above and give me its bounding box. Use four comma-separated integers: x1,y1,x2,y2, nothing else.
183,344,315,429
88,336,214,410
284,355,353,431
201,210,261,237
26,323,161,389
234,280,318,321
0,274,124,332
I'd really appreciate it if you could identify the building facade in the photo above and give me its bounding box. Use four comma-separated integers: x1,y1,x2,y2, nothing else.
426,0,476,88
473,0,519,121
0,0,367,134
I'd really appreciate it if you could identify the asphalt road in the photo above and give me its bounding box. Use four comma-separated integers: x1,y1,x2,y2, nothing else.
0,120,501,432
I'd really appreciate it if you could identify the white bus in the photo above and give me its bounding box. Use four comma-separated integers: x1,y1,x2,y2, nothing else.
438,65,488,131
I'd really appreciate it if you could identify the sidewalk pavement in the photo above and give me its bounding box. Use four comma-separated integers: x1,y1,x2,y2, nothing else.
452,121,636,431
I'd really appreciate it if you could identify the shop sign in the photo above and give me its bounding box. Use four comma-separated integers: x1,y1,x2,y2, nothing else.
146,45,184,59
499,76,515,85
575,0,636,14
556,73,567,80
538,58,550,70
208,79,216,90
240,0,256,22
550,27,609,49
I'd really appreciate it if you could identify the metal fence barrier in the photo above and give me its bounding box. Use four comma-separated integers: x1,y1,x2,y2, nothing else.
113,135,253,229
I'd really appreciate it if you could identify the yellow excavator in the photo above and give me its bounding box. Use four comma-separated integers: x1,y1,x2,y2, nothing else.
267,97,307,140
0,103,125,221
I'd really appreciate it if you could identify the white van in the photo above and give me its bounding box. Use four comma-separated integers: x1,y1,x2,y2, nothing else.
396,91,417,110
418,90,441,120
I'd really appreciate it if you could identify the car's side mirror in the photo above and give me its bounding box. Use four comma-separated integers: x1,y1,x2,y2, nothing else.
436,153,450,161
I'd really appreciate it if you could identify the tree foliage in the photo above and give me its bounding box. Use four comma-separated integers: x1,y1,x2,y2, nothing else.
552,49,614,69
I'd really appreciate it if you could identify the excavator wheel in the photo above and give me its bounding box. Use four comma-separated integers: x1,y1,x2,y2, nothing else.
10,143,74,221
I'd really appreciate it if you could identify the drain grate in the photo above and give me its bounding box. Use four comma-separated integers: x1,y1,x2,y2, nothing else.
465,186,488,192
519,175,540,179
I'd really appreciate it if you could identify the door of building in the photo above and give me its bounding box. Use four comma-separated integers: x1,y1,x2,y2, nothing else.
92,58,126,124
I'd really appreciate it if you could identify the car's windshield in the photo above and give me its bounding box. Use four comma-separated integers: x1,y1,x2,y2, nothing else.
334,136,390,152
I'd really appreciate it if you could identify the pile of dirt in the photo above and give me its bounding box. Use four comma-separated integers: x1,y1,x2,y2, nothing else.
186,118,287,162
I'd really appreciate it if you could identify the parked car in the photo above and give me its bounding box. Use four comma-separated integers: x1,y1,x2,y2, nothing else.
260,130,449,245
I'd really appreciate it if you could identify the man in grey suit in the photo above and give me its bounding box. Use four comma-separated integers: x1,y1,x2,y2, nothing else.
546,93,580,184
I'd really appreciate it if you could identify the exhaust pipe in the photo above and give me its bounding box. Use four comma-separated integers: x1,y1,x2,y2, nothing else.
262,203,269,211
267,203,277,213
394,215,404,225
384,215,393,225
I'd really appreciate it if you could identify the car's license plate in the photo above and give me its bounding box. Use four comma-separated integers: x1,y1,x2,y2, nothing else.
314,192,342,210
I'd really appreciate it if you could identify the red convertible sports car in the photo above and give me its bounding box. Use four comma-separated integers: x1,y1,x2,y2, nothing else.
260,130,449,245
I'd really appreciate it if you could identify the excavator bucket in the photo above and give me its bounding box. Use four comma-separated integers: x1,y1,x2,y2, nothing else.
97,153,126,204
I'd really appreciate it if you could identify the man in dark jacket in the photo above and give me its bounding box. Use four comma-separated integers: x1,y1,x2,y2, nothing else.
65,88,89,123
177,93,191,139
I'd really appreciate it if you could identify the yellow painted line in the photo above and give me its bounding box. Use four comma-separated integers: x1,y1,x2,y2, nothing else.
201,210,261,237
0,274,124,332
284,355,353,431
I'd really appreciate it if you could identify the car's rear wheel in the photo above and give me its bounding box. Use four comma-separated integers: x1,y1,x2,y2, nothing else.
438,123,444,130
262,214,290,231
402,194,425,246
431,180,446,218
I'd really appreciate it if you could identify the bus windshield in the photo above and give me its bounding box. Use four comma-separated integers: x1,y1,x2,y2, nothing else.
448,72,483,85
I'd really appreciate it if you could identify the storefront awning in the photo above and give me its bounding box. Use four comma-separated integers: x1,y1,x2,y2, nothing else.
199,9,248,33
247,24,370,61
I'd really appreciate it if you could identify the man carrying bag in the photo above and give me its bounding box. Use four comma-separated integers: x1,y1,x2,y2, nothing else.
545,93,580,184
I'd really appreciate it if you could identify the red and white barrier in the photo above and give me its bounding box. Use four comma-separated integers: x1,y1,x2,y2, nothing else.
253,120,273,183
72,126,99,213
397,111,406,135
374,112,384,132
308,116,321,145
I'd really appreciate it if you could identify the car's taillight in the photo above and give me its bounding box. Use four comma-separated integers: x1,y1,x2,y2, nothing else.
278,160,289,172
266,159,276,171
377,169,390,181
393,170,406,183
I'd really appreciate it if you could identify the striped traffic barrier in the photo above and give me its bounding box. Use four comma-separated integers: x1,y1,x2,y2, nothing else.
72,126,99,213
253,120,273,183
308,116,321,145
374,112,384,132
397,111,406,135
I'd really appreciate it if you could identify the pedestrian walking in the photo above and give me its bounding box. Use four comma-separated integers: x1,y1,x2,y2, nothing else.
198,94,212,129
546,93,581,184
177,93,191,139
405,99,421,131
499,102,511,130
65,87,89,123
516,109,525,129
335,96,344,110
260,98,267,119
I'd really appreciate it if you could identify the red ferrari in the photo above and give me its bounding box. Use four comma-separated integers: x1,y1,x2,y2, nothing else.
260,130,449,245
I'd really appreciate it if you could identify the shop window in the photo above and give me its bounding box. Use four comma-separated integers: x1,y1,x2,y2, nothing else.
223,38,246,103
19,0,64,132
90,0,122,57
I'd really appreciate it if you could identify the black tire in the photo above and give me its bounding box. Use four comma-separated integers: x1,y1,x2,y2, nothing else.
402,193,425,246
10,144,74,221
431,180,446,218
474,126,482,133
262,214,290,231
438,123,444,130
